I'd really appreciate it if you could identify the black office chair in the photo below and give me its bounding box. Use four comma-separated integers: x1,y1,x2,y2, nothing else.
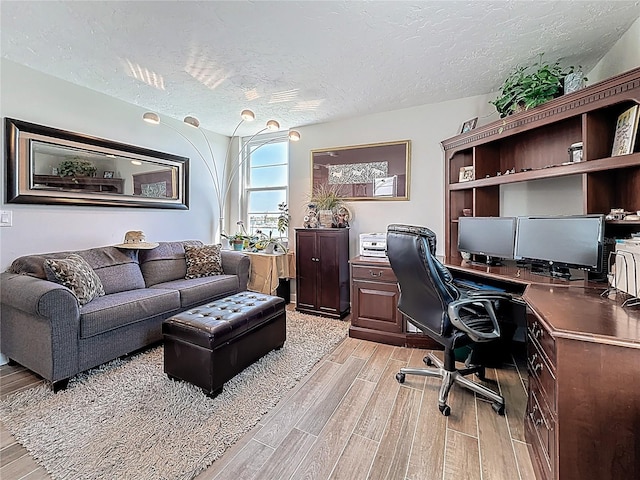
386,224,509,416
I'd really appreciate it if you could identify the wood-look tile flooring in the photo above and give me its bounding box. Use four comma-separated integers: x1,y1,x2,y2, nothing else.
0,329,535,480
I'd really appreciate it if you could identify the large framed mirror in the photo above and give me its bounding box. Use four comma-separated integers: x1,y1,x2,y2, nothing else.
5,118,189,209
311,140,410,201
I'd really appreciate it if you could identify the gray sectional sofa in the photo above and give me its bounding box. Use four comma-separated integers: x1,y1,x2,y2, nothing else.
0,241,249,390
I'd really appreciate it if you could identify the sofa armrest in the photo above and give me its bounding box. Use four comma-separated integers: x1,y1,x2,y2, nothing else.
1,272,81,382
1,272,80,317
220,250,250,291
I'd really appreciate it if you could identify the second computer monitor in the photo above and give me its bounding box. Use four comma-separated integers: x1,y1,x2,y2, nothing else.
458,216,517,262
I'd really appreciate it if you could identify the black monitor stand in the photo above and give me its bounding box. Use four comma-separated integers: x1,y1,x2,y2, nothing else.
470,255,503,267
529,262,572,280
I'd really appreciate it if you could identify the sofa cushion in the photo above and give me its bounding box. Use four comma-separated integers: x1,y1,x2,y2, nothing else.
44,254,105,305
80,288,180,338
78,247,146,294
7,246,145,295
150,275,240,308
138,241,203,286
184,244,224,279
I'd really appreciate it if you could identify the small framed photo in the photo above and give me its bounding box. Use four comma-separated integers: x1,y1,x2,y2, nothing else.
461,117,478,134
103,171,114,179
459,166,474,182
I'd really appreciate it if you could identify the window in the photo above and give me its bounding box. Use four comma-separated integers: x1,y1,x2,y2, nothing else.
242,132,289,237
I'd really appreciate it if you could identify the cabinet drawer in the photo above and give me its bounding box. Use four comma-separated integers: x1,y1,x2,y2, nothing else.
527,384,556,478
527,340,557,412
352,264,397,282
527,314,556,367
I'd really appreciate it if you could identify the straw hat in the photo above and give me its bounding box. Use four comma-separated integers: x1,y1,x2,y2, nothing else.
114,231,159,249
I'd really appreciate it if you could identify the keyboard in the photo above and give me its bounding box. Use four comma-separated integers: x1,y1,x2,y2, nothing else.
453,279,507,292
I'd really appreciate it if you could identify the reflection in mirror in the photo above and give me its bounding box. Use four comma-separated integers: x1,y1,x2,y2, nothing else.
6,118,189,209
311,140,410,201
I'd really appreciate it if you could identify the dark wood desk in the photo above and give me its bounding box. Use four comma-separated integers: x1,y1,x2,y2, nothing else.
444,259,640,480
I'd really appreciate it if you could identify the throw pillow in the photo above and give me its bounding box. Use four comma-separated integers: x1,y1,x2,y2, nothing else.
184,244,224,279
44,254,105,305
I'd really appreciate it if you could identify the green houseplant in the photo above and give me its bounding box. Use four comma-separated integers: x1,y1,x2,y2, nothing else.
57,159,97,183
309,184,344,228
490,54,580,118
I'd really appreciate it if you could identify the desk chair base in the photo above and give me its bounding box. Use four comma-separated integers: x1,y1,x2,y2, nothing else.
396,352,505,416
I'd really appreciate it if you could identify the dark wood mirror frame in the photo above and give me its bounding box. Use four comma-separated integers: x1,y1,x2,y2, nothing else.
5,118,189,209
311,140,411,201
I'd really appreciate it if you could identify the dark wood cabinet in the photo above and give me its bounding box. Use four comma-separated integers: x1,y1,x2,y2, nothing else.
442,67,640,260
295,228,350,319
349,256,437,348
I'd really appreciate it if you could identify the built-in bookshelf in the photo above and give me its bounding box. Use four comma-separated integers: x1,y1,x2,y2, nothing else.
442,66,640,260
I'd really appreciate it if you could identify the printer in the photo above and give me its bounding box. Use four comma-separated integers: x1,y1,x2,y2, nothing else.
360,233,387,258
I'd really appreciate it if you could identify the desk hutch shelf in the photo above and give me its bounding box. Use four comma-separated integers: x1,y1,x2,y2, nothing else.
442,67,640,260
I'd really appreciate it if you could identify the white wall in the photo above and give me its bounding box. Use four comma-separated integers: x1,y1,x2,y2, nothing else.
0,60,229,270
588,17,640,83
289,93,497,258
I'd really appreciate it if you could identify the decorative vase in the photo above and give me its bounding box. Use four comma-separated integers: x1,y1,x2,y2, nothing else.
264,242,276,254
318,209,334,228
564,71,585,94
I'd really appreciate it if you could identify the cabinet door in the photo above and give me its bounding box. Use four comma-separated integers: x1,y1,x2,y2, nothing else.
352,279,403,333
317,232,342,314
296,231,318,309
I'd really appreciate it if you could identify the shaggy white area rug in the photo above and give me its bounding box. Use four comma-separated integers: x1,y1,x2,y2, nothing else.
0,311,349,480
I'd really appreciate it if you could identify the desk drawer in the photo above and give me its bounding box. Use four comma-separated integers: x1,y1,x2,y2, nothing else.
527,313,556,367
527,384,555,479
527,340,556,412
352,264,397,283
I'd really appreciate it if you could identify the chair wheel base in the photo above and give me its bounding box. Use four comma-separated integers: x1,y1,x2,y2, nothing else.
492,402,505,415
424,356,434,366
396,372,406,384
439,404,451,416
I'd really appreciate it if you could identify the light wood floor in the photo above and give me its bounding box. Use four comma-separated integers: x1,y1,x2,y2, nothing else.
0,325,535,480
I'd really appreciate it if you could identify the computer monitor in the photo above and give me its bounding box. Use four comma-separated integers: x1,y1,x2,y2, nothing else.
458,217,517,264
514,214,605,277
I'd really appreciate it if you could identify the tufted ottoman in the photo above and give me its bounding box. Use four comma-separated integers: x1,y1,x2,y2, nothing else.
162,291,286,396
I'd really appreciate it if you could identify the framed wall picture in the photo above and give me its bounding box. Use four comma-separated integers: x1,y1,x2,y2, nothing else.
459,166,474,182
311,140,410,201
611,105,640,156
461,117,478,134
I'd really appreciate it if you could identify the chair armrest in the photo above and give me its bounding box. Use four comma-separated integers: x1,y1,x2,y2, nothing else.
447,297,501,342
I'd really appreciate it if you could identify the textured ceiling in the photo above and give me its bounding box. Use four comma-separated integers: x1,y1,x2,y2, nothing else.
2,1,640,137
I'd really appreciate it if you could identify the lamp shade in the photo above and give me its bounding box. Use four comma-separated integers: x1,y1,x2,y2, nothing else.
266,120,280,131
241,109,256,121
143,112,160,125
288,130,301,141
183,116,200,128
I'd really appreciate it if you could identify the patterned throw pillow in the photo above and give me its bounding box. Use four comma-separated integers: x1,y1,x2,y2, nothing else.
184,244,224,279
44,254,105,305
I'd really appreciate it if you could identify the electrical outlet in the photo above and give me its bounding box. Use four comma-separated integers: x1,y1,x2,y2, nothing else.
0,210,13,227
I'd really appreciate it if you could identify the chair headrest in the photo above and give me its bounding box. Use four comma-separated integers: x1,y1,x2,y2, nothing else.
387,224,437,254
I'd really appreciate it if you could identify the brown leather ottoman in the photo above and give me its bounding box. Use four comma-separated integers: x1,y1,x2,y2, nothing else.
162,291,286,396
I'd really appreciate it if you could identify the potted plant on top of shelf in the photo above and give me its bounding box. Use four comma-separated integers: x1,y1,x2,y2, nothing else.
57,159,97,183
490,53,583,118
309,184,344,228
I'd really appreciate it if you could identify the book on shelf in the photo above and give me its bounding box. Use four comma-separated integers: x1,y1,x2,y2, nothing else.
611,104,640,157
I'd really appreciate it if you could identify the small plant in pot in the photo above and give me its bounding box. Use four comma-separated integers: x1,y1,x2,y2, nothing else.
57,159,97,183
309,184,343,227
490,53,582,118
